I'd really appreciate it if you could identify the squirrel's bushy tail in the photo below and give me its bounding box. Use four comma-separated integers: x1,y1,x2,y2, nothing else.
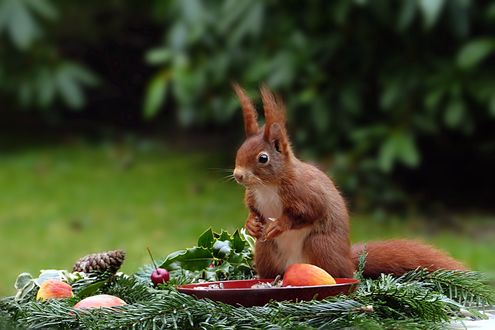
351,239,466,278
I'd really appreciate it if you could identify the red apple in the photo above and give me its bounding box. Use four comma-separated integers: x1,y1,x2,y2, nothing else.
283,263,336,287
36,279,73,301
74,294,126,310
151,268,170,286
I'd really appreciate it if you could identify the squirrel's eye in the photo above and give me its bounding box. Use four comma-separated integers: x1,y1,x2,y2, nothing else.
258,153,269,164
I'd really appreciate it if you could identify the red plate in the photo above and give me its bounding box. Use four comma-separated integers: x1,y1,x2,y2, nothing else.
177,278,359,307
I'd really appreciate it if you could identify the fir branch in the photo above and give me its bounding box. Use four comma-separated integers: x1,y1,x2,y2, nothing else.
267,297,365,329
104,275,154,304
1,286,485,330
77,291,288,329
13,300,80,329
81,291,227,329
1,290,368,329
0,296,25,328
356,274,456,323
398,268,495,307
3,228,494,330
3,271,493,330
354,249,368,282
0,305,18,329
366,317,447,330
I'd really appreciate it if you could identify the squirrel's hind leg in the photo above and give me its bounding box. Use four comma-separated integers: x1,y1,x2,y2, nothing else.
304,233,354,278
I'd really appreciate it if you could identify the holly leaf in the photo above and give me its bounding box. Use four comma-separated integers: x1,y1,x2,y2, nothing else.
227,252,245,265
218,230,232,242
198,228,214,249
232,229,246,252
161,247,213,271
214,261,232,278
213,240,232,259
137,228,255,283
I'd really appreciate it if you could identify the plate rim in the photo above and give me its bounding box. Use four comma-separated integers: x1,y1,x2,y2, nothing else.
177,278,360,292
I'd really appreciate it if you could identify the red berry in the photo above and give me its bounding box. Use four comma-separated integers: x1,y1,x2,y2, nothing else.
151,268,170,285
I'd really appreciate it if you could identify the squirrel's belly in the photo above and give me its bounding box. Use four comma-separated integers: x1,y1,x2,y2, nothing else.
252,185,310,270
253,185,283,219
275,227,311,269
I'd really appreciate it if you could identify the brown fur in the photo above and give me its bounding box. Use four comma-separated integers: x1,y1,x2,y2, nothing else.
352,240,466,278
260,85,288,146
233,85,467,279
233,83,259,137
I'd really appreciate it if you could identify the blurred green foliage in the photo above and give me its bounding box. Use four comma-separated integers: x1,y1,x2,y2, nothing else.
1,0,494,207
0,0,98,109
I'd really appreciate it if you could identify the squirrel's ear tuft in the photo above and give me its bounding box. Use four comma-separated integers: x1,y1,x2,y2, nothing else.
260,86,291,155
261,85,286,130
233,83,259,137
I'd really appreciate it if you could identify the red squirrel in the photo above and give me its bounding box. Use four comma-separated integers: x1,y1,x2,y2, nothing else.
232,84,466,278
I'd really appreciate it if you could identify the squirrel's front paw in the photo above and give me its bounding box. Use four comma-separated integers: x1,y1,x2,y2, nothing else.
245,216,263,239
264,218,290,240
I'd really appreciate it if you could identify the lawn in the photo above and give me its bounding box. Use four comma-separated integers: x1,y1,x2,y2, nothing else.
0,139,493,297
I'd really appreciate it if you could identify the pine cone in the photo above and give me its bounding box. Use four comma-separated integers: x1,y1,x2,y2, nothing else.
72,250,125,273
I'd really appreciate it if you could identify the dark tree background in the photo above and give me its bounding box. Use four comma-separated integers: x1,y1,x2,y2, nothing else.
1,0,494,211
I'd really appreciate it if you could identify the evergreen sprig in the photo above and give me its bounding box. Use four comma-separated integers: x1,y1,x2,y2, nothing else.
356,274,457,322
104,275,154,304
0,305,18,330
1,228,494,329
398,268,495,307
353,249,368,282
1,268,493,329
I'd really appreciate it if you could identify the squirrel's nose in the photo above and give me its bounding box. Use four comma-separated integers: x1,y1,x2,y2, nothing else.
233,169,245,183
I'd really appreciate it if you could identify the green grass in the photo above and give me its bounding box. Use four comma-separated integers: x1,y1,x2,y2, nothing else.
0,140,493,297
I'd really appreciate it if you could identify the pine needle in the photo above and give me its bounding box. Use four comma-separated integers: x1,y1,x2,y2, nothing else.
1,268,494,329
398,268,495,307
